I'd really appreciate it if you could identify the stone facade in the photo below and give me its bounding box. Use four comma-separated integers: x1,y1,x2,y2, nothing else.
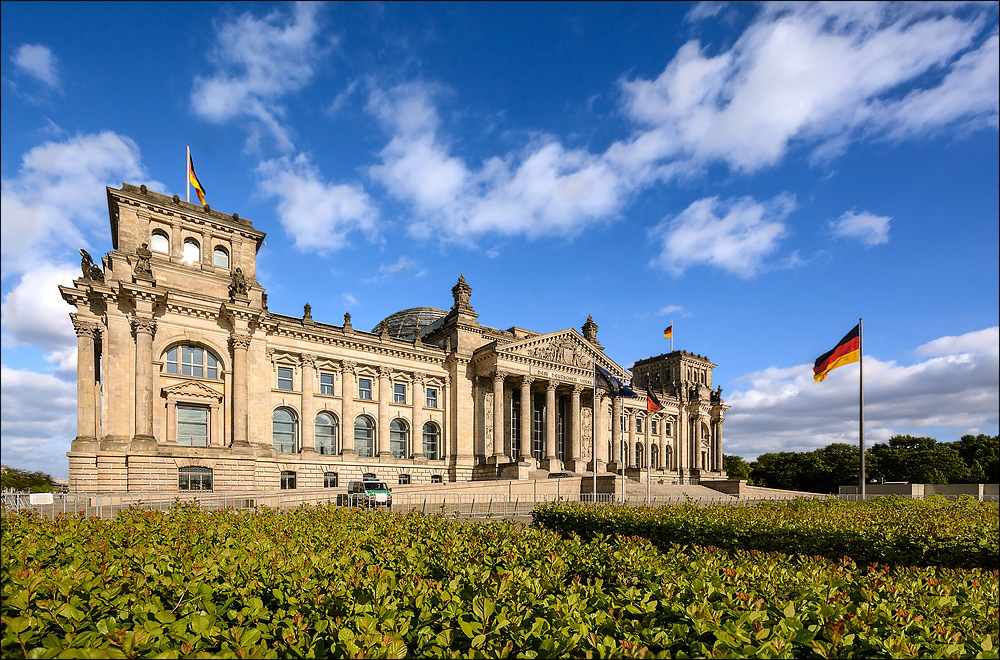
59,183,729,493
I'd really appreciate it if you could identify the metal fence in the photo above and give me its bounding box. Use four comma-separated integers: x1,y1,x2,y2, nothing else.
2,490,993,520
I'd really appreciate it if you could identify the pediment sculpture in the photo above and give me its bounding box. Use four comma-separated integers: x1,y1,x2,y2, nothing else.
505,332,596,369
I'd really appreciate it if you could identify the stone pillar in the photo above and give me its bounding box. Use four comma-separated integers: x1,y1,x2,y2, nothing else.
542,381,561,471
341,361,357,456
645,412,653,469
201,229,213,270
609,395,622,471
71,317,101,450
659,416,668,472
627,410,637,468
442,376,451,464
411,373,425,459
567,385,583,471
230,333,252,448
377,366,392,458
131,316,157,449
519,376,533,464
490,370,507,463
300,354,317,453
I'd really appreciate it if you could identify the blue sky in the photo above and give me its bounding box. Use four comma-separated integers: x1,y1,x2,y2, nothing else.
2,2,997,478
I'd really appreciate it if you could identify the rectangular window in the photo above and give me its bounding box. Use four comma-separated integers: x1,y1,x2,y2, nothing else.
425,387,438,408
166,347,178,374
277,367,293,390
665,422,672,436
177,405,209,447
324,472,338,488
652,420,658,435
178,467,213,491
636,417,644,433
358,378,372,400
320,373,334,395
393,383,406,404
181,346,204,378
280,471,297,490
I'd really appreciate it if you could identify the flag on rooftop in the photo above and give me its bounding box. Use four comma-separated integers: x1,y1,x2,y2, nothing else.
594,363,638,397
188,148,207,206
663,325,672,339
647,388,663,412
813,323,861,382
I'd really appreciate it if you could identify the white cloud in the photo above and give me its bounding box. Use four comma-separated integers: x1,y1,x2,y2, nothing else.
342,293,359,307
0,132,161,277
190,2,326,152
11,44,59,89
0,365,76,477
1,262,79,354
648,194,795,277
724,327,1000,459
829,209,891,247
657,305,684,316
257,154,378,253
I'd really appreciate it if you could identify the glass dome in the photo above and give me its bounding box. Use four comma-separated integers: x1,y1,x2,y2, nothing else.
371,307,447,339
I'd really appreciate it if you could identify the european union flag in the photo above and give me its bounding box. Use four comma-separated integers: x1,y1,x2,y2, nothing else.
594,364,638,397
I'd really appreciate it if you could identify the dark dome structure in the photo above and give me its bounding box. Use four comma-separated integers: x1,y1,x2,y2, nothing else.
371,306,447,339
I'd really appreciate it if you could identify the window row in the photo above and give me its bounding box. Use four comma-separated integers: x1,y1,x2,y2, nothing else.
178,467,444,491
272,409,443,460
619,414,673,436
150,229,231,268
275,368,439,407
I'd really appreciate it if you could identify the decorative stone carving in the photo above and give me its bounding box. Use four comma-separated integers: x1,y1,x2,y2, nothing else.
342,360,357,375
303,303,313,322
412,372,425,386
78,249,105,282
130,316,156,336
229,333,252,351
377,366,392,378
484,391,494,455
132,243,153,278
518,334,593,368
582,314,600,345
444,336,452,353
380,323,390,340
581,407,593,460
229,268,249,299
261,293,268,310
71,316,103,338
343,312,353,332
451,274,475,314
494,369,508,382
300,353,317,367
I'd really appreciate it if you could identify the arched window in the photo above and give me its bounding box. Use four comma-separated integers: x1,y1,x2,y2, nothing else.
272,408,297,453
178,466,212,491
389,419,408,458
354,416,374,457
316,413,338,455
182,238,200,264
324,472,338,488
151,229,169,254
280,470,296,489
422,422,440,460
213,246,230,268
636,442,644,469
665,446,672,470
650,444,659,470
398,473,411,485
431,474,443,484
165,345,219,379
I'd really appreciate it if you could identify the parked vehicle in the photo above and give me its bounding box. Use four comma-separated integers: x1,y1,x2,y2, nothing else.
337,480,392,508
547,472,574,479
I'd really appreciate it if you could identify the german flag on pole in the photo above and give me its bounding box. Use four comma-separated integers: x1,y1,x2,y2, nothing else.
663,325,672,339
188,149,207,205
647,388,663,413
813,324,861,382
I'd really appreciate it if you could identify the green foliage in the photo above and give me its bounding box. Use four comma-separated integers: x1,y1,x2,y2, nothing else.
533,497,1000,570
3,503,998,658
0,466,54,493
722,454,751,482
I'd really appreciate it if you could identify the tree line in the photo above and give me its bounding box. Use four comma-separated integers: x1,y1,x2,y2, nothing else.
723,434,999,494
0,466,56,493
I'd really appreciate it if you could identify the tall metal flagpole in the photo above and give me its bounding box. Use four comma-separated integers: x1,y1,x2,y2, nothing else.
670,318,674,353
620,409,625,504
186,146,191,203
592,365,597,503
859,317,865,499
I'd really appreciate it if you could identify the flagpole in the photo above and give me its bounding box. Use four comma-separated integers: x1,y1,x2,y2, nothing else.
859,317,865,500
186,146,191,203
646,412,650,506
592,376,597,503
620,410,625,505
670,318,674,353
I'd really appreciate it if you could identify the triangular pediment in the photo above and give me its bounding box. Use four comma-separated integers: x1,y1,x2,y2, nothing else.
497,329,629,379
162,379,223,401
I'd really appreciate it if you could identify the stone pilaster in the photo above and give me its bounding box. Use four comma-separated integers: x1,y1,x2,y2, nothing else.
341,361,358,457
490,370,508,463
130,315,157,450
627,410,637,468
230,333,252,449
411,373,425,459
71,316,101,451
377,366,392,458
565,385,584,472
541,381,561,471
519,376,534,465
300,354,317,453
608,395,623,472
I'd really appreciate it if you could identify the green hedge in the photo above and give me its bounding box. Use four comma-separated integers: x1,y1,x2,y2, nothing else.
532,496,1000,570
3,504,998,658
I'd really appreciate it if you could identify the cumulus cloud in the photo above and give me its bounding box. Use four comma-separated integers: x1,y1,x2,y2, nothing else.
829,210,891,247
648,194,795,277
11,44,60,89
1,262,79,355
0,131,160,277
257,154,378,253
0,365,76,477
190,2,326,152
724,327,1000,459
657,304,685,316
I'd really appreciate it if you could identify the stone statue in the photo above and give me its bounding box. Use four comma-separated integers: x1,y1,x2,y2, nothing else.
133,242,152,278
261,292,268,310
343,311,353,330
445,336,452,353
79,249,105,282
229,267,249,298
303,303,312,321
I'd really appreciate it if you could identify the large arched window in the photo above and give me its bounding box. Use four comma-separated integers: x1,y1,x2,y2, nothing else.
273,408,297,453
165,345,219,379
389,419,408,458
213,246,230,268
151,229,169,254
316,413,338,455
182,238,201,264
178,466,212,491
422,422,440,460
354,416,375,457
650,444,659,470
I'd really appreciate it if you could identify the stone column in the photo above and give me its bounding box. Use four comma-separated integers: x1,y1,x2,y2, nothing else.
341,362,357,456
519,377,533,464
542,381,560,471
645,412,653,469
300,354,317,453
71,317,101,450
568,385,582,471
491,370,507,462
609,395,622,470
230,333,252,448
201,229,213,270
442,376,451,463
411,373,424,459
659,416,668,471
377,366,392,458
131,316,157,449
627,410,637,468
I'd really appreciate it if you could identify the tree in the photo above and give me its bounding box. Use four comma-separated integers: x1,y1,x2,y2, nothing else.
723,454,752,481
0,466,55,493
952,434,999,483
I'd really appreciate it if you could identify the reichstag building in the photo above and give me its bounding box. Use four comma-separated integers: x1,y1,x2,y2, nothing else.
60,184,729,492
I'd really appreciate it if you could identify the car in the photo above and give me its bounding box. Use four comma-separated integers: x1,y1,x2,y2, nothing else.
337,479,393,508
547,472,574,479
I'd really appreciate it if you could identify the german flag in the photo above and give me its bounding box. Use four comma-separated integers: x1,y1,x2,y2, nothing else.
663,325,672,339
813,324,860,382
647,388,663,413
188,150,207,206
